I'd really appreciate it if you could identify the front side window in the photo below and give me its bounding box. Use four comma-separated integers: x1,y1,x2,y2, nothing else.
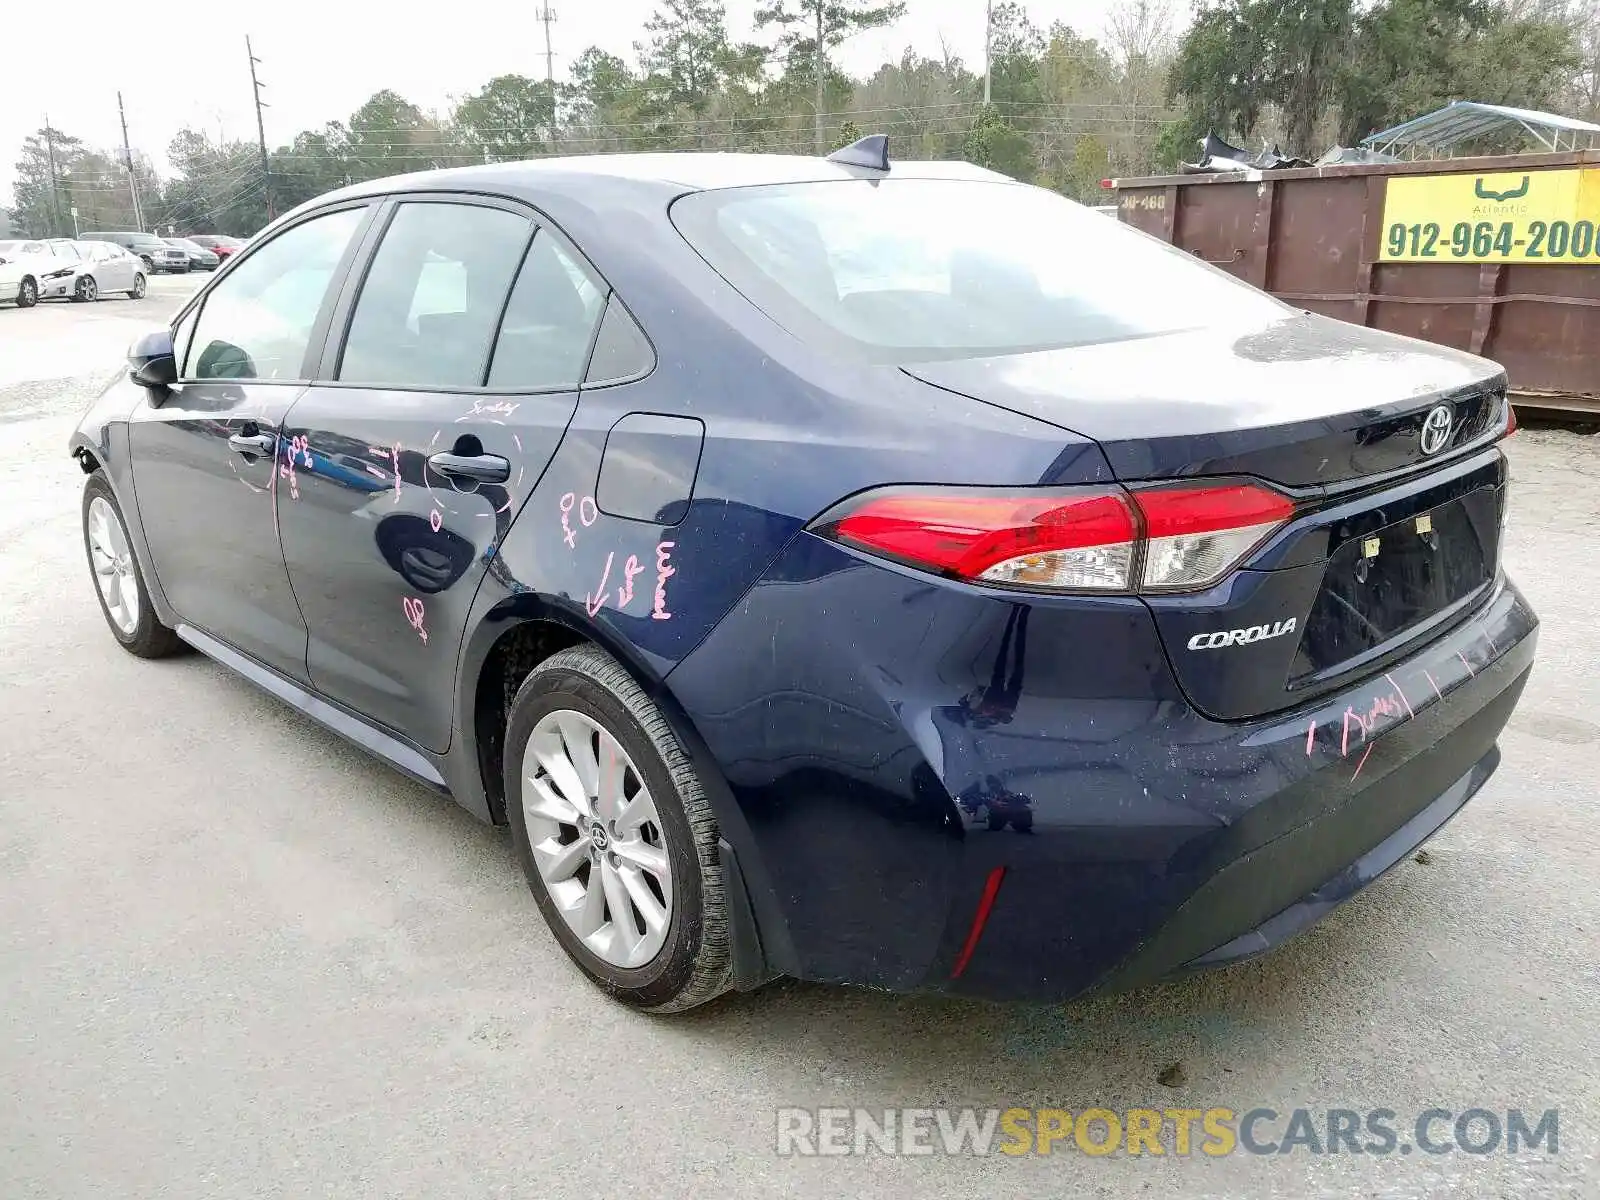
339,201,532,389
486,230,606,389
672,179,1289,365
188,206,365,381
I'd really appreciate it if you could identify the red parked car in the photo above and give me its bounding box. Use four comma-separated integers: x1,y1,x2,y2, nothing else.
183,234,247,261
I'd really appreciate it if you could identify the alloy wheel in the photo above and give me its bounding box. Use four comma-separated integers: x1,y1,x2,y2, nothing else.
78,276,97,302
18,278,36,307
87,495,139,635
521,709,674,969
131,274,146,299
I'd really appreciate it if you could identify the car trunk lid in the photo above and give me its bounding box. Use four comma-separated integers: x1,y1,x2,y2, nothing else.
903,312,1511,719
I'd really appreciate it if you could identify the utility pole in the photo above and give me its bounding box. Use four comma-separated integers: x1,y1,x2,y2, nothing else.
117,92,145,232
537,6,558,148
247,35,274,221
814,2,825,153
983,0,993,106
43,116,63,238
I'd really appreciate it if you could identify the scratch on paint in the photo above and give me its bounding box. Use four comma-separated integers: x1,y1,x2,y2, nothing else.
1350,742,1375,782
391,443,402,505
1305,720,1317,756
1457,651,1475,678
1385,672,1414,719
364,464,387,480
1424,670,1443,702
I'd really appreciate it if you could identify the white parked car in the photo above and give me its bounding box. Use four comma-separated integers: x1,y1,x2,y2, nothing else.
0,238,56,307
33,239,148,302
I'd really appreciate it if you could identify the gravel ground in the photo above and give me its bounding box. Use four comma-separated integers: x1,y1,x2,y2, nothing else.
0,284,1596,1198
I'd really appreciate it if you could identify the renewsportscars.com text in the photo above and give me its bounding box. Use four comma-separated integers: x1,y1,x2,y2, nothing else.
774,1106,1559,1158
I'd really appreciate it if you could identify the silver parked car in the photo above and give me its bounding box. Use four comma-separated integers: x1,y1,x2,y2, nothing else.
35,239,147,302
163,237,220,271
79,230,190,273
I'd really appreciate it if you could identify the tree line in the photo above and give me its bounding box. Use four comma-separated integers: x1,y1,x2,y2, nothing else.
7,0,1598,241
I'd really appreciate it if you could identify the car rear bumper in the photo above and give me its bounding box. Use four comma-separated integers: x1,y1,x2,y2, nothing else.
667,534,1537,1002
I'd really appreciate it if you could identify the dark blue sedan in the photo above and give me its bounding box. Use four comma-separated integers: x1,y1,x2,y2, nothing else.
69,138,1536,1011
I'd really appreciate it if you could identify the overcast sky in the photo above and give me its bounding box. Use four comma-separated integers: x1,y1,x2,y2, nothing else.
3,0,1186,208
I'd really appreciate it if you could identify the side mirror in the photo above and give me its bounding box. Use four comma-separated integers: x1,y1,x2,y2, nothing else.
128,327,178,393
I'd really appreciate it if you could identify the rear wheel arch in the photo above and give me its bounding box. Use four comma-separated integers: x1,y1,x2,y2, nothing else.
470,618,591,825
465,613,713,823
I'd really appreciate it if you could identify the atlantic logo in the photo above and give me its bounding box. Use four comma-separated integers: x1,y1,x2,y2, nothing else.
1473,176,1530,203
1186,618,1297,651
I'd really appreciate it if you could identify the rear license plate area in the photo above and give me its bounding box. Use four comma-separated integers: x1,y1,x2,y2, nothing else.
1291,487,1497,680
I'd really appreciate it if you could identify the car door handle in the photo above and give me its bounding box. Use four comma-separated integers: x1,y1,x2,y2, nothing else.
228,432,276,457
428,452,510,484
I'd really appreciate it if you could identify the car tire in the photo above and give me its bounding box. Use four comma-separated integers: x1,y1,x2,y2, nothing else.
82,471,183,659
504,644,732,1013
15,276,38,307
73,275,98,303
129,273,147,300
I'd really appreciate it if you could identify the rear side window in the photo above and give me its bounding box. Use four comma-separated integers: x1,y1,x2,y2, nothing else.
671,179,1287,364
339,201,532,389
187,206,365,381
584,295,654,385
486,230,606,389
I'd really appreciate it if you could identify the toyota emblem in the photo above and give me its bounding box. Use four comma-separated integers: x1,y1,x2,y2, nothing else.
1419,404,1454,456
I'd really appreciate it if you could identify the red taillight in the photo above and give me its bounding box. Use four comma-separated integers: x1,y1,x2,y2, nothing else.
1131,483,1296,591
825,488,1138,591
1505,401,1518,437
814,480,1293,594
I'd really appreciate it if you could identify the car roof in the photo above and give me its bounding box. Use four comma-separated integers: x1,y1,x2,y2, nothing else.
313,152,1013,210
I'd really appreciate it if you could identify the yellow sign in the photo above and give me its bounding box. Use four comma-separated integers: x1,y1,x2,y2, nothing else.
1378,168,1600,263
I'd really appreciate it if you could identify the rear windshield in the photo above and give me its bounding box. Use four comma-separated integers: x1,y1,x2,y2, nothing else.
671,179,1287,364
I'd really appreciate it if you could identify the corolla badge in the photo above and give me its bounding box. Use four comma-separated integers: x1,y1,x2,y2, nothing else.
1186,618,1296,651
1420,404,1454,456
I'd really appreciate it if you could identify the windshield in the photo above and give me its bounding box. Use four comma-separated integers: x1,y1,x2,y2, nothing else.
671,179,1288,364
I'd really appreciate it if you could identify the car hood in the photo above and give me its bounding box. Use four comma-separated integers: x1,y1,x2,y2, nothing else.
901,312,1505,487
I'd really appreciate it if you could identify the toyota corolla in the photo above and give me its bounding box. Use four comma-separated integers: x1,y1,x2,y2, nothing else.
69,139,1536,1012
